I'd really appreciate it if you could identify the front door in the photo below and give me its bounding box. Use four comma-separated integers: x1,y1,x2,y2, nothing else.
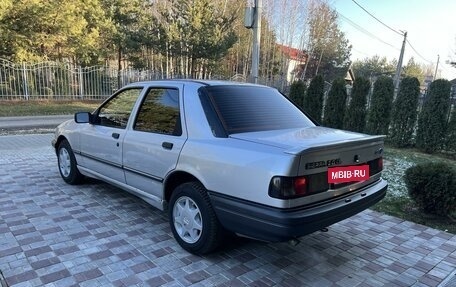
79,87,143,183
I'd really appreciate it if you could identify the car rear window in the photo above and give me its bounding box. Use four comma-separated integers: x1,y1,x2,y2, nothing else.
201,85,315,135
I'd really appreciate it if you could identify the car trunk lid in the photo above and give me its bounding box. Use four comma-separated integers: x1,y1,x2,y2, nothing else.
230,127,385,206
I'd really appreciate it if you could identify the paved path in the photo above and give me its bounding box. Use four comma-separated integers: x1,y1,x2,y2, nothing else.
0,115,72,131
0,134,455,287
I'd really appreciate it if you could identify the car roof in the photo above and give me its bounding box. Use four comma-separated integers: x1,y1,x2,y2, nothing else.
126,79,269,88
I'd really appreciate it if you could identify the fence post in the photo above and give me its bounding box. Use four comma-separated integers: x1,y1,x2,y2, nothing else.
22,62,29,100
78,66,84,99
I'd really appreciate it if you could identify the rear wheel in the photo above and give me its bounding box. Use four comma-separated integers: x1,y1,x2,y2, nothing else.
169,182,224,255
57,140,83,185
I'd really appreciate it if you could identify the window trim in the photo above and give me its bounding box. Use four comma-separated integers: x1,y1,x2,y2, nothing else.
198,87,228,138
132,87,182,136
93,87,144,129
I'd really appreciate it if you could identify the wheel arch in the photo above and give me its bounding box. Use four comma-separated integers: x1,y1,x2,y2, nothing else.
164,171,203,203
53,135,68,153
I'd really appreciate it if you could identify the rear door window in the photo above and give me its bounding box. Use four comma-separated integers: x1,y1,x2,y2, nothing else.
133,88,181,136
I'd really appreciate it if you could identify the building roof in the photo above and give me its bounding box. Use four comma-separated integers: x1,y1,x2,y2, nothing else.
277,44,307,62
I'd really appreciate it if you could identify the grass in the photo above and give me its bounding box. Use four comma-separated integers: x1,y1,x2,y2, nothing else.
373,146,456,234
1,100,455,234
0,100,101,117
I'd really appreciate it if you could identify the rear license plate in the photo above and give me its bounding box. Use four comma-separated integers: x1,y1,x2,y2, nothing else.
328,165,369,184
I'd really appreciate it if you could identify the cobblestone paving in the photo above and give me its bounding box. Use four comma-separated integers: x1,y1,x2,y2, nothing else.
0,134,455,287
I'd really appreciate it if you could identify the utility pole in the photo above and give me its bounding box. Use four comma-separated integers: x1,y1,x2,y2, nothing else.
251,0,262,84
394,31,407,97
244,0,262,83
433,54,440,80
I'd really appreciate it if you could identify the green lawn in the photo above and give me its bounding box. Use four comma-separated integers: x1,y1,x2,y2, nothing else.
0,100,101,117
374,146,456,234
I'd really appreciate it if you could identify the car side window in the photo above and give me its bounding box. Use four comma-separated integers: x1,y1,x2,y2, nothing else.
96,88,142,129
134,88,181,136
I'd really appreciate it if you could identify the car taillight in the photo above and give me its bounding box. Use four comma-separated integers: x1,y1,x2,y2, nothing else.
269,176,308,199
378,157,383,171
294,177,307,195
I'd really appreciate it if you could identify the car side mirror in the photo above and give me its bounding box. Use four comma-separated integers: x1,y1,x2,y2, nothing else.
74,112,92,124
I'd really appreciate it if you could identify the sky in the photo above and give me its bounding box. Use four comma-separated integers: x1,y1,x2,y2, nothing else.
331,0,456,80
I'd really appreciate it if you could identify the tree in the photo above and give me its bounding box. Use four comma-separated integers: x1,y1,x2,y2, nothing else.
288,80,306,109
416,79,451,153
0,0,110,63
265,0,307,79
344,77,370,133
101,0,149,70
446,108,456,152
302,0,351,83
323,78,347,129
365,76,394,135
303,75,324,121
352,55,395,79
216,0,283,80
402,57,425,85
156,0,237,78
388,77,420,147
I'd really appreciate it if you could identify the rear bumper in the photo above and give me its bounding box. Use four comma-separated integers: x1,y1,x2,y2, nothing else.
209,178,387,242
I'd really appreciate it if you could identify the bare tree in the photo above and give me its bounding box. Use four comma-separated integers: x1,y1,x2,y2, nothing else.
302,0,351,82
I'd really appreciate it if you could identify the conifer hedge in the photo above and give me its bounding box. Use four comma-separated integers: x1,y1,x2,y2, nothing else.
416,79,451,153
365,76,394,135
389,77,420,147
323,78,347,129
343,77,370,133
303,75,324,122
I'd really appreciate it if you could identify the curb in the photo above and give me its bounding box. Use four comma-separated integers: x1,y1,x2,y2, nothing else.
0,115,72,131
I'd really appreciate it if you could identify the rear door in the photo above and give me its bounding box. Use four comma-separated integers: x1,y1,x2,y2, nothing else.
79,87,143,183
123,85,186,198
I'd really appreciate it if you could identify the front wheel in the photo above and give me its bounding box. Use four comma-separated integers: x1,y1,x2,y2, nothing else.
169,182,224,255
57,139,83,185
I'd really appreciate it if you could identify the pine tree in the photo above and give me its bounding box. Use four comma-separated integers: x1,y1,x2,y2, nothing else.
389,77,420,147
303,75,324,122
416,79,451,153
289,80,306,109
343,77,370,132
365,76,394,135
323,78,347,129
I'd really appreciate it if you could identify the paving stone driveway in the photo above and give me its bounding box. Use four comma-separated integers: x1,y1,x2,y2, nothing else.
0,134,455,287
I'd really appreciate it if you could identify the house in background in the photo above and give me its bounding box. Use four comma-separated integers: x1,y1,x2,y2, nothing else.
344,67,355,96
344,68,355,85
450,78,456,111
278,44,308,83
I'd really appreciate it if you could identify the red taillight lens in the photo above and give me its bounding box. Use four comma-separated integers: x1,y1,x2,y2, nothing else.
378,157,383,171
293,177,307,196
269,176,308,199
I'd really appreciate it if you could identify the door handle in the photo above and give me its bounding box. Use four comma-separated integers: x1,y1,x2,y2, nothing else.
112,132,120,139
162,142,173,150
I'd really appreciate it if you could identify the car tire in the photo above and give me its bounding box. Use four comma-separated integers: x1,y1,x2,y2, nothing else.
169,182,223,255
57,139,83,185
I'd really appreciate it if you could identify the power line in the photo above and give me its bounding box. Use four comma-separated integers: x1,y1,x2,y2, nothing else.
337,11,400,51
350,46,370,57
406,39,433,64
351,0,403,36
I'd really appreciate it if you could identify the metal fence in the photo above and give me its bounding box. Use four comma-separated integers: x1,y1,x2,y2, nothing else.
0,59,168,100
0,59,290,100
